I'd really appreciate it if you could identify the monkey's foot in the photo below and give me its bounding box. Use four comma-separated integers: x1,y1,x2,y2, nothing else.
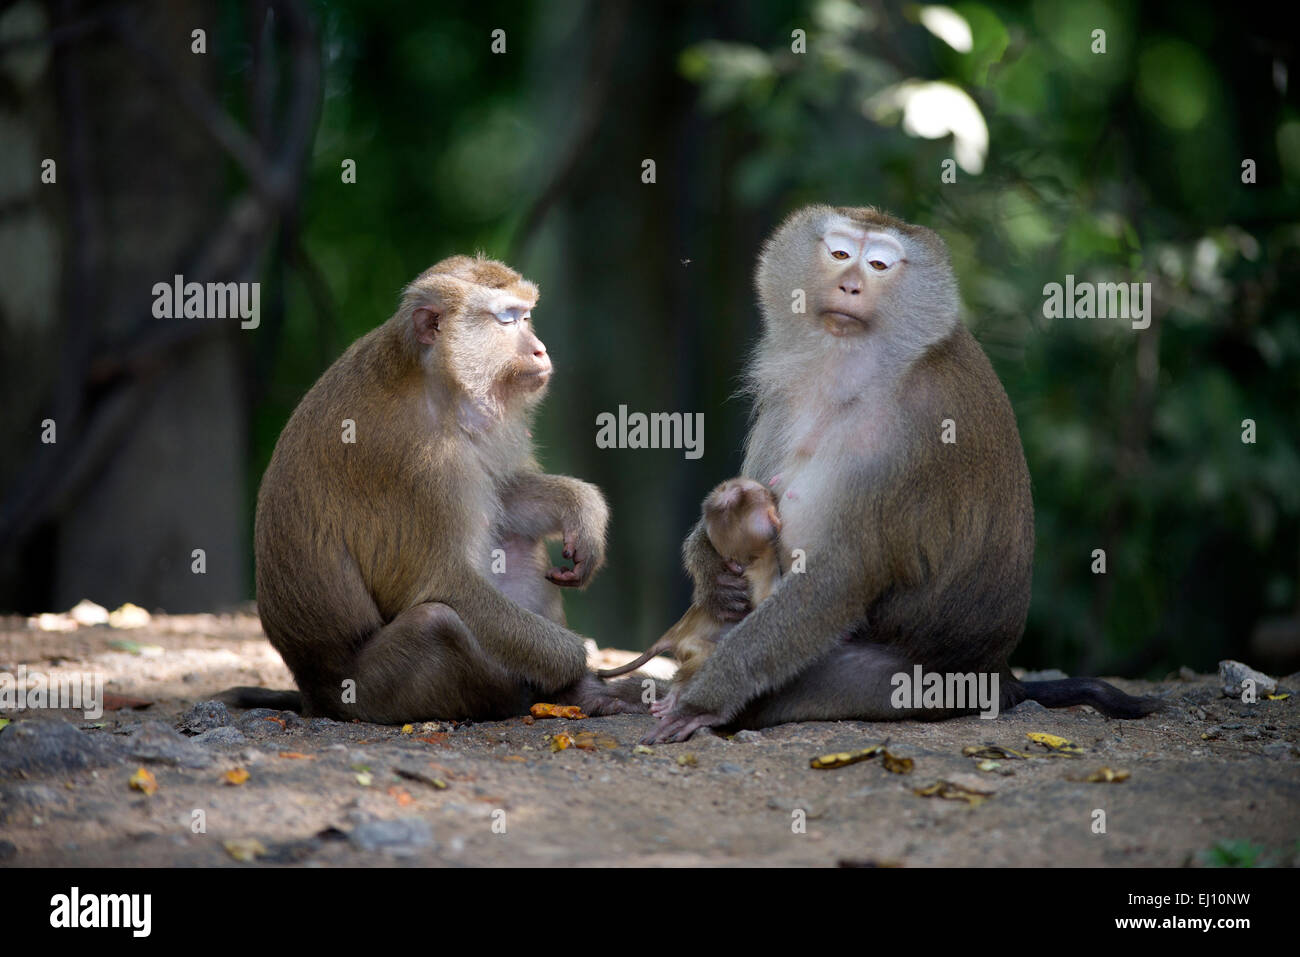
640,709,724,745
649,688,679,717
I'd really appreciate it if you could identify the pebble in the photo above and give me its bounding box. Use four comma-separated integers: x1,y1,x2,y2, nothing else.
0,721,115,774
124,721,212,768
1218,660,1277,697
191,727,247,747
732,730,763,743
178,700,233,735
348,817,434,856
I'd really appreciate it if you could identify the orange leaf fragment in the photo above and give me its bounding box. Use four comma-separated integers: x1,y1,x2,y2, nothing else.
387,786,414,806
128,766,157,795
278,751,315,760
223,768,250,786
530,703,587,720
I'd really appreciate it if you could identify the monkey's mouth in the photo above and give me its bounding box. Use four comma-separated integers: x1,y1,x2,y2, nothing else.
819,310,870,334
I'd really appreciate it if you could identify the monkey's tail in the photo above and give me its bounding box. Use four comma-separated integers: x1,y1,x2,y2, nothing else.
1008,678,1161,718
215,686,304,712
596,644,667,679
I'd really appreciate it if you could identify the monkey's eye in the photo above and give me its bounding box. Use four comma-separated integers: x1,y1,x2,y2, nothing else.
831,250,851,261
494,308,525,325
869,260,888,271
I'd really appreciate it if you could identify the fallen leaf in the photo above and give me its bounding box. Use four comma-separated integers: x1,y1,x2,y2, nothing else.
1072,767,1131,783
962,744,1029,760
530,703,587,720
573,732,619,751
676,753,698,767
881,750,914,774
262,716,286,729
550,732,575,752
810,744,885,770
386,786,413,806
1026,732,1084,756
128,766,157,795
633,744,654,755
355,772,373,787
501,755,527,762
400,724,414,734
278,751,314,760
223,838,266,862
913,780,992,806
416,733,450,746
1266,693,1291,701
522,715,536,725
394,768,448,789
223,768,250,786
0,719,9,732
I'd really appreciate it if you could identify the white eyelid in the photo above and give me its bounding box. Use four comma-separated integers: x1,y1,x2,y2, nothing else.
863,233,905,269
824,232,861,259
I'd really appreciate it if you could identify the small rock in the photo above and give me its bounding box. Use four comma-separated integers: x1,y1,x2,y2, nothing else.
69,599,109,626
1177,666,1198,681
1006,699,1049,715
1262,741,1298,760
191,727,247,747
732,730,763,743
348,817,434,856
716,762,745,774
1218,660,1277,697
178,701,233,735
125,721,212,768
308,717,340,732
0,721,115,773
108,603,151,629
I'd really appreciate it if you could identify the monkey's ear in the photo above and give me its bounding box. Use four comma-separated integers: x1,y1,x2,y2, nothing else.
412,306,441,345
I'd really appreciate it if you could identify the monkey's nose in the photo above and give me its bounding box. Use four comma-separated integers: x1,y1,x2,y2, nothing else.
839,280,862,295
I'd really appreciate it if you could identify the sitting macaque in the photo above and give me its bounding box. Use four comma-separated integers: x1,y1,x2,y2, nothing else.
598,477,782,713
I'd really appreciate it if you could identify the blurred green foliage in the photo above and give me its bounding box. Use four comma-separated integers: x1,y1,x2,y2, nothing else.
256,0,1299,675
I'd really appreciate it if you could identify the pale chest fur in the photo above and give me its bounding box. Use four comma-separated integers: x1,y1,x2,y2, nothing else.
746,352,901,556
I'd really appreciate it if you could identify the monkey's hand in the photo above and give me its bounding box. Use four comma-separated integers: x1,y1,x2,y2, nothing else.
640,703,724,745
545,527,603,588
683,519,752,623
544,478,608,589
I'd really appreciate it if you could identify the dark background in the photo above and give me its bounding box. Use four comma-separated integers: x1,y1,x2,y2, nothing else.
1,0,1297,679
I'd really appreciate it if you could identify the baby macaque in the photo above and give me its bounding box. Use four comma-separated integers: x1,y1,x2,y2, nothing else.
598,478,782,712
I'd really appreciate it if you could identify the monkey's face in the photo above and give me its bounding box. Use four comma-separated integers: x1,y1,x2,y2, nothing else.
755,205,959,356
405,257,550,409
703,478,781,563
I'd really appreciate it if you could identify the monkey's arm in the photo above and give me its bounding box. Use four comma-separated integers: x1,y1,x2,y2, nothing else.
648,547,875,741
444,569,591,691
497,472,608,588
682,519,752,622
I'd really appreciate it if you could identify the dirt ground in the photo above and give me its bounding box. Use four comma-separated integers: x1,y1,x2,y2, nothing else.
1,610,1297,868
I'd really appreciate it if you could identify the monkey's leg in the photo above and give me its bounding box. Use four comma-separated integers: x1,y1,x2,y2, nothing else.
550,673,664,715
340,602,532,724
731,641,943,727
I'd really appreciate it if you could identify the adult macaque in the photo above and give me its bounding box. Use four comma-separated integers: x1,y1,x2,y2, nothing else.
246,254,637,723
647,205,1159,743
597,478,782,714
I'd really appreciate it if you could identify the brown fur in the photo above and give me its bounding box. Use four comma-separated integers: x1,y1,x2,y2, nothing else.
597,478,782,686
254,254,632,723
650,206,1154,743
